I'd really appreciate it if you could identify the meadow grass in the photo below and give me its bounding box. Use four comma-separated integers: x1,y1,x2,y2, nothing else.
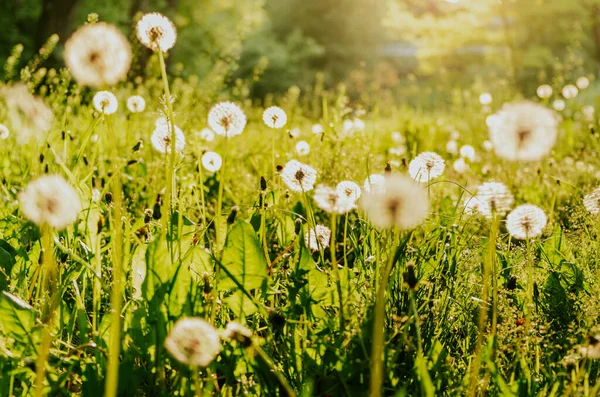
1,27,600,397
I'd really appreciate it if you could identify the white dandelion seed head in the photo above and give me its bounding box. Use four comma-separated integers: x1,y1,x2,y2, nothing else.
127,95,146,113
459,145,476,162
19,174,81,230
64,22,132,88
553,99,566,111
280,160,317,193
392,132,405,143
488,101,558,162
336,181,362,202
305,224,331,251
262,106,287,129
164,317,221,367
562,84,579,99
312,124,324,135
408,151,445,183
506,204,547,240
582,105,595,121
198,128,215,142
0,123,9,139
313,184,356,214
482,140,493,152
201,151,222,173
295,141,310,156
453,158,469,174
476,182,514,218
536,84,553,99
1,84,53,142
479,92,493,105
450,130,460,140
360,175,429,230
93,91,118,115
151,121,185,154
289,127,300,138
576,77,590,90
446,140,458,155
342,119,365,135
136,12,177,52
390,146,407,156
364,174,386,194
463,195,485,215
208,101,247,138
222,321,253,341
583,187,600,215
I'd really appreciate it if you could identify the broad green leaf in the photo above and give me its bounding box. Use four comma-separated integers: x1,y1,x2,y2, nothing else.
225,289,259,317
220,221,268,291
0,291,37,346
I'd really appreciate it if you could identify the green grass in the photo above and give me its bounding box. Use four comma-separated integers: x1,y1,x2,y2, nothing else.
1,45,600,397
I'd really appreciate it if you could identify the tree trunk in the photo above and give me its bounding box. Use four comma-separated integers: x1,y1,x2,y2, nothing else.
35,0,80,48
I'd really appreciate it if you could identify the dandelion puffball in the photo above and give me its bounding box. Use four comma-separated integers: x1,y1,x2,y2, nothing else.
199,128,215,142
201,151,222,173
488,101,558,162
295,141,310,156
313,184,355,214
93,91,118,115
476,182,514,218
280,160,317,193
312,124,324,135
136,12,177,52
479,93,493,106
64,22,132,88
562,84,579,99
262,106,287,129
127,95,146,113
336,181,362,202
506,204,547,240
360,174,429,230
553,99,566,111
151,121,185,154
576,76,590,90
305,225,331,251
536,84,553,99
459,145,476,162
0,124,9,139
164,317,221,367
208,101,247,138
19,174,81,230
408,152,445,183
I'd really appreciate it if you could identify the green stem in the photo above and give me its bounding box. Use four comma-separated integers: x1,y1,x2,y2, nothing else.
105,171,123,397
330,213,344,330
211,140,228,324
254,344,297,397
369,231,399,397
34,224,56,397
157,50,177,231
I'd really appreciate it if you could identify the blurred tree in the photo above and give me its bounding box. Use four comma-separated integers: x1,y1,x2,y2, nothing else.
36,0,81,48
267,0,387,81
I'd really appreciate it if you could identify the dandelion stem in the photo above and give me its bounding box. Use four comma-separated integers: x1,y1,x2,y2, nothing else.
157,49,177,231
105,170,123,397
330,213,344,330
369,230,398,397
34,223,57,397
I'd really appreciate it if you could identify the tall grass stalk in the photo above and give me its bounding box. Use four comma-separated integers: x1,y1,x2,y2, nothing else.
369,231,399,397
